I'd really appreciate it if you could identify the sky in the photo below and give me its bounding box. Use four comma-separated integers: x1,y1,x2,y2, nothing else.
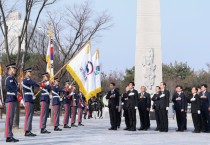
8,0,210,73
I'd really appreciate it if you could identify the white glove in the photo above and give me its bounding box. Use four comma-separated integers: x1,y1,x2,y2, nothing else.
45,81,50,86
49,95,52,99
166,107,169,110
198,110,201,114
121,102,124,105
160,94,165,98
190,98,196,101
135,106,138,110
69,85,72,89
60,98,63,101
33,96,36,100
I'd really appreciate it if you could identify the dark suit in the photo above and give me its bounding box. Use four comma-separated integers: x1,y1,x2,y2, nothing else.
172,92,186,131
199,91,210,131
127,89,138,130
152,93,161,130
158,90,170,132
138,92,151,130
188,94,201,132
122,93,130,129
106,89,119,129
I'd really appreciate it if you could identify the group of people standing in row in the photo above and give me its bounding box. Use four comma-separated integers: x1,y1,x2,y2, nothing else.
4,63,87,142
106,81,210,134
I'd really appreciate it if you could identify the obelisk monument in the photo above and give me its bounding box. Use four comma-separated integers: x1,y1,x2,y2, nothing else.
135,0,162,95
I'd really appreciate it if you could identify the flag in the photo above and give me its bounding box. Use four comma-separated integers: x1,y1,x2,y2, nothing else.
85,47,96,100
92,50,102,94
66,42,90,97
46,35,54,80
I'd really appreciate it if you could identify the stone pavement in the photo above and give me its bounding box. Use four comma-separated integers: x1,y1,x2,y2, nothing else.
0,114,209,145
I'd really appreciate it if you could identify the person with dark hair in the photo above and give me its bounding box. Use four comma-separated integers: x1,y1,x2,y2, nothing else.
188,87,201,133
199,84,210,132
39,72,51,134
137,86,151,131
127,82,138,131
52,78,63,131
122,86,130,130
116,88,122,128
22,67,40,136
152,86,161,131
106,83,119,130
172,85,186,132
5,63,19,142
159,82,170,132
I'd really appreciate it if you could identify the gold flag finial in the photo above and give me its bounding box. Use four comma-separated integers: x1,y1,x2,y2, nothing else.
48,21,53,38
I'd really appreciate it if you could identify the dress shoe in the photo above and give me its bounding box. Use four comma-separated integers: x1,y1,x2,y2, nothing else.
41,129,51,134
138,128,144,131
123,128,129,130
192,130,200,133
54,127,62,131
25,131,37,137
129,128,136,131
108,127,114,130
71,124,78,127
78,123,85,126
64,125,71,128
6,137,19,142
155,128,159,131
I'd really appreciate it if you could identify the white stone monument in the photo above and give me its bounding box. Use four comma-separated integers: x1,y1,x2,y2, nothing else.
135,0,163,95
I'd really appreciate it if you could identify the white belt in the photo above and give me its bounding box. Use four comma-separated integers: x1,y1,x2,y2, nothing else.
53,96,60,98
7,92,16,96
24,92,34,95
41,93,49,96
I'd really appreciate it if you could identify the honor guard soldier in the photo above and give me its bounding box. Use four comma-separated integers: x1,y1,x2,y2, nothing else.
159,82,170,132
137,86,151,131
22,67,40,137
63,80,72,128
106,83,119,130
5,63,19,142
71,84,78,127
122,86,130,130
52,78,63,131
172,85,186,132
77,92,85,126
127,82,138,131
188,87,201,133
39,72,51,134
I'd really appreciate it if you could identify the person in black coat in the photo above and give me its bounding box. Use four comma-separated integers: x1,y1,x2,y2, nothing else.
127,82,138,131
122,86,130,130
106,83,119,130
172,85,186,132
137,86,151,131
159,82,170,132
188,86,201,133
199,84,210,132
152,86,161,131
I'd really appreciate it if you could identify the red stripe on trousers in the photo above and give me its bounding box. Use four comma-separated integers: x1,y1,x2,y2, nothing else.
78,108,82,123
24,102,29,131
71,107,75,123
5,103,11,138
54,105,56,126
63,104,67,125
40,102,44,129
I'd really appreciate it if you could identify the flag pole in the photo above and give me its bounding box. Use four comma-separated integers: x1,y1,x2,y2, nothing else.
34,41,90,97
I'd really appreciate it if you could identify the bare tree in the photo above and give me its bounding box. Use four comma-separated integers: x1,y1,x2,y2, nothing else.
35,1,112,81
0,0,57,128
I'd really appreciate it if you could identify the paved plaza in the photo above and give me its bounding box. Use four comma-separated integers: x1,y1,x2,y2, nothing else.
0,113,209,145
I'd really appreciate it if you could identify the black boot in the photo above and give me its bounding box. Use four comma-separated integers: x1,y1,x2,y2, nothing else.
6,137,19,142
25,131,37,137
54,126,62,131
63,124,71,128
41,129,51,134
